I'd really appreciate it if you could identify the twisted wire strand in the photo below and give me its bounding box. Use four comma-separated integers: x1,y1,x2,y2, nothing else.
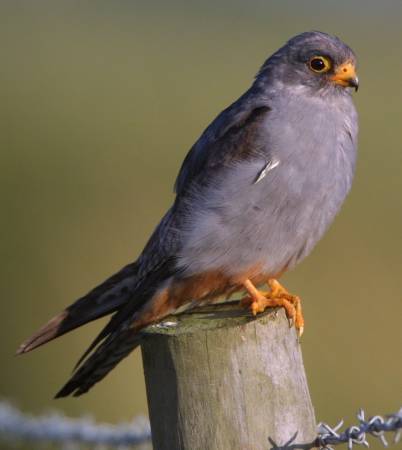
0,402,151,447
0,401,400,449
316,408,402,450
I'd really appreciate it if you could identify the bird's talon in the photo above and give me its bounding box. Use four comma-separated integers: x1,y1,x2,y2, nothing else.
241,278,306,335
251,303,259,316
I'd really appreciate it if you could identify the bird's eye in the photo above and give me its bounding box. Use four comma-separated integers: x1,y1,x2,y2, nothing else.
309,56,331,73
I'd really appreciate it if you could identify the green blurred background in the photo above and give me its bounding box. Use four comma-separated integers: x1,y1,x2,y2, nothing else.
1,1,401,448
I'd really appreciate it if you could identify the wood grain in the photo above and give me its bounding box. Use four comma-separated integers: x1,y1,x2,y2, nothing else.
141,302,316,450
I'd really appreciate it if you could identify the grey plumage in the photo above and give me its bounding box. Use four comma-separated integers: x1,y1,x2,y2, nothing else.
174,31,357,276
18,31,359,397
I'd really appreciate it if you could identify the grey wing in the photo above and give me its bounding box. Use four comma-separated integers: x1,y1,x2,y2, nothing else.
136,207,181,279
60,208,182,372
170,90,278,277
174,88,271,195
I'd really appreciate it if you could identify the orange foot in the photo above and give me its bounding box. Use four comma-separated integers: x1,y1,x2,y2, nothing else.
241,278,304,337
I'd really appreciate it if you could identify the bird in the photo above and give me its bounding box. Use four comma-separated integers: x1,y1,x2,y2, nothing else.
17,31,359,397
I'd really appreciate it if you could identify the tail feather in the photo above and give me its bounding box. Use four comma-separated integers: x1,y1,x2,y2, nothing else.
55,328,142,397
17,262,139,354
55,258,177,396
56,258,177,396
18,244,178,397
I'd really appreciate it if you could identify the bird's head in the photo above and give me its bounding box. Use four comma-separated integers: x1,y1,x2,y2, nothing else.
257,31,358,95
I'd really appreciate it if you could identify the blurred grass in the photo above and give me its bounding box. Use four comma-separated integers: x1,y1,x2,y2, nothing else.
0,1,401,449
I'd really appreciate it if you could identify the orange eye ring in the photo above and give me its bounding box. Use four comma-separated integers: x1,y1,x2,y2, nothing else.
309,56,332,73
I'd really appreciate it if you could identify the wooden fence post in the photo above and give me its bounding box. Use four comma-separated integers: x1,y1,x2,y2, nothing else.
141,302,316,450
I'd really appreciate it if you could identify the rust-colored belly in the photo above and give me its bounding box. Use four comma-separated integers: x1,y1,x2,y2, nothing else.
133,264,287,330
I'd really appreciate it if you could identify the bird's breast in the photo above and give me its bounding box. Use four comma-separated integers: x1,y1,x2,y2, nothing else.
178,95,357,278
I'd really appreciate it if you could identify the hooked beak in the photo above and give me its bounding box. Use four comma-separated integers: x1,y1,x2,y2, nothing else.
331,61,359,91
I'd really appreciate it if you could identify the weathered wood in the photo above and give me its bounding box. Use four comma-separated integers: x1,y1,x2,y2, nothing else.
141,302,316,450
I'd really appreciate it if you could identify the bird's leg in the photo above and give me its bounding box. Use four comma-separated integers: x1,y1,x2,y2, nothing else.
241,278,304,337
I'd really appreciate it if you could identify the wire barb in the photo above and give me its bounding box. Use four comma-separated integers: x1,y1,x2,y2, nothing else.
316,408,402,450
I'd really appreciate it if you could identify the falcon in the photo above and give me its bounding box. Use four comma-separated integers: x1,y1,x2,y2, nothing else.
18,31,359,397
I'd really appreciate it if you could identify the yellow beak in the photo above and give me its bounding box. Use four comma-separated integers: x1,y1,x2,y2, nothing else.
331,61,359,91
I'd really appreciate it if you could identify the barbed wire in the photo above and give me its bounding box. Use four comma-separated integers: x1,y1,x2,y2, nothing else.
316,408,402,450
269,408,402,450
0,401,400,449
0,402,151,448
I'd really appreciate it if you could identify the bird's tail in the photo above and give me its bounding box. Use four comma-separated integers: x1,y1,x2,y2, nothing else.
54,258,176,397
18,254,177,396
17,261,140,355
55,328,142,397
